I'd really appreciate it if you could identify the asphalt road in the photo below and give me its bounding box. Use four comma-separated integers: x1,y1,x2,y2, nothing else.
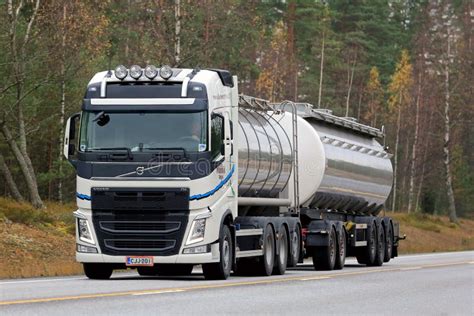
1,251,473,315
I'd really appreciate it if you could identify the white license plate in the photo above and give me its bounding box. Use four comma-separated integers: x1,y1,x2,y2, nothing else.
125,256,154,266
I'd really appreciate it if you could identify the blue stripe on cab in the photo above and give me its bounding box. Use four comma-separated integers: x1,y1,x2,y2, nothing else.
76,192,91,201
189,165,235,201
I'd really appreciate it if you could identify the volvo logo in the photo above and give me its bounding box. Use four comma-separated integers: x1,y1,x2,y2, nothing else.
136,166,145,175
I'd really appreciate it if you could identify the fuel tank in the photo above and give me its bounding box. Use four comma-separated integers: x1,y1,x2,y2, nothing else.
236,107,393,215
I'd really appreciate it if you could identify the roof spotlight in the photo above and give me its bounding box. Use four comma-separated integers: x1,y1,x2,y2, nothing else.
159,65,173,80
114,65,128,80
129,65,143,80
144,65,158,79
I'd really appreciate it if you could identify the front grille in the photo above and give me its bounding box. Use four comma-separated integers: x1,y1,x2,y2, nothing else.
99,221,181,234
91,188,189,256
104,239,176,251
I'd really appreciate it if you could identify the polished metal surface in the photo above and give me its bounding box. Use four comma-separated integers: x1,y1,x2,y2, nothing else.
237,109,293,198
306,120,393,214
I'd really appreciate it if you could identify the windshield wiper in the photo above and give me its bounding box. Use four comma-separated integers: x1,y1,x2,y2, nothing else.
86,147,133,160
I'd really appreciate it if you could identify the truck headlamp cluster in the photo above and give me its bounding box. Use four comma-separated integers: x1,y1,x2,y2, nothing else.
114,65,128,80
186,218,206,245
78,218,95,245
144,65,158,79
129,65,143,79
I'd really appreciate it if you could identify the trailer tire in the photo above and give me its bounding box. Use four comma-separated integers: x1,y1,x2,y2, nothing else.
273,227,288,275
384,223,393,262
257,224,275,276
287,226,301,268
371,222,385,266
334,227,346,270
356,222,376,265
312,226,337,271
83,263,113,280
203,225,232,280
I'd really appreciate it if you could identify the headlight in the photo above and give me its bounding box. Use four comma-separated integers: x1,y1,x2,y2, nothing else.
114,65,128,80
159,65,173,80
144,65,158,79
186,218,206,245
129,64,143,79
78,218,95,245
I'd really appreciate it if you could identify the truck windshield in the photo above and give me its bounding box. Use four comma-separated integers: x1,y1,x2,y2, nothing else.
79,111,207,152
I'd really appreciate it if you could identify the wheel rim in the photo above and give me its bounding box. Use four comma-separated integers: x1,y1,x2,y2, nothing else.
223,237,230,271
329,230,336,263
370,226,376,257
291,231,298,261
265,233,273,267
339,232,345,258
280,233,288,265
387,228,393,256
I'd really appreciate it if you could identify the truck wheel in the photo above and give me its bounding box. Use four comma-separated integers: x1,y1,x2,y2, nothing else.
334,227,346,270
312,227,336,271
371,223,385,266
273,227,288,275
203,225,232,280
384,223,393,262
287,227,301,268
155,264,193,276
257,224,275,276
83,263,113,280
356,223,376,265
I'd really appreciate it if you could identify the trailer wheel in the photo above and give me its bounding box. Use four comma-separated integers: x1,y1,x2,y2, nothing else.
334,227,346,270
371,222,385,266
384,223,393,262
83,263,113,280
356,223,376,265
203,225,232,280
273,227,288,275
312,226,336,271
287,226,301,268
257,224,275,276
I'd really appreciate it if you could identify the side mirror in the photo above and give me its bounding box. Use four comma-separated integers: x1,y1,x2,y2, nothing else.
64,113,80,160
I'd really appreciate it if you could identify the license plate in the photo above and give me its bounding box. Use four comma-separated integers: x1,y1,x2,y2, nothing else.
125,256,154,266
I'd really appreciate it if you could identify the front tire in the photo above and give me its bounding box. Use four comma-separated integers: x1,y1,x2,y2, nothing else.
83,263,113,280
203,225,232,280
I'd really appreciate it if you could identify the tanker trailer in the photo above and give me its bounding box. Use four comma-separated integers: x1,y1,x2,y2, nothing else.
65,66,401,280
235,97,400,271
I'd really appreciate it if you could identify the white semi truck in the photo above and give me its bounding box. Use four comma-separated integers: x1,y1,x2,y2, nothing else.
64,65,402,280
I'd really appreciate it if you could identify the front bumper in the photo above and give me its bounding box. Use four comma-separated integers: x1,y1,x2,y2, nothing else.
77,242,220,264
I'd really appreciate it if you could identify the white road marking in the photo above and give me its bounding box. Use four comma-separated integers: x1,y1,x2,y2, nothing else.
132,289,185,296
